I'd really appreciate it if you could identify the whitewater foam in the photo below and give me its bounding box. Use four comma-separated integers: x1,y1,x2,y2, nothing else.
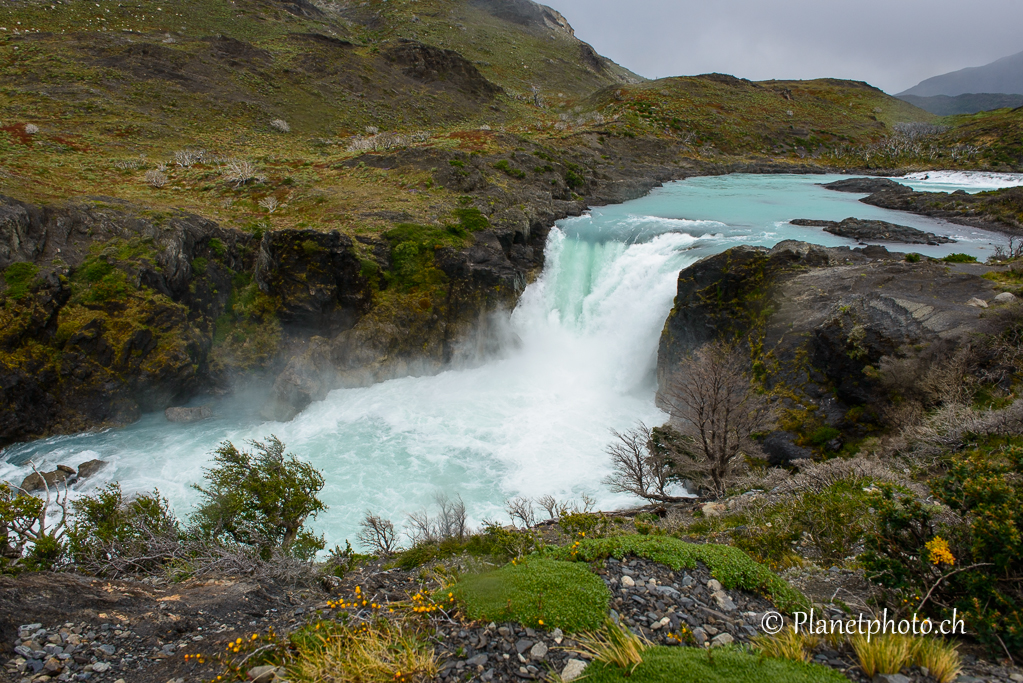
897,170,1023,193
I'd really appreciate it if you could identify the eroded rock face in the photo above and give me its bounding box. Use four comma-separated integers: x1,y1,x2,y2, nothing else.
657,240,1005,457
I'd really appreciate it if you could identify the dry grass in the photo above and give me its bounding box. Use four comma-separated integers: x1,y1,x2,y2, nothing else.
571,620,651,674
286,622,438,683
851,634,912,677
911,638,962,683
752,629,821,663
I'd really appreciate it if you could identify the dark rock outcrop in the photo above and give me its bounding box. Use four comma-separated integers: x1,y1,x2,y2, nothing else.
789,218,954,244
821,177,909,194
657,240,1005,448
384,40,502,98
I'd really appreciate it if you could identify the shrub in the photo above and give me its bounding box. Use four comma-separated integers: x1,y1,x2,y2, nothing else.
145,169,168,188
564,169,585,189
191,436,326,560
67,483,180,576
2,262,40,300
581,645,846,683
547,535,807,613
859,442,1023,655
493,159,526,179
0,478,68,572
905,252,922,263
447,557,610,632
942,253,978,263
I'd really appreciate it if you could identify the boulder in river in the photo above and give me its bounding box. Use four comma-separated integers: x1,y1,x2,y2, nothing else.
20,465,76,493
790,217,954,245
76,459,107,480
164,405,213,423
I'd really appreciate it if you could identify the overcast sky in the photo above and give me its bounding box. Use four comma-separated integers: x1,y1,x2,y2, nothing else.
545,0,1023,94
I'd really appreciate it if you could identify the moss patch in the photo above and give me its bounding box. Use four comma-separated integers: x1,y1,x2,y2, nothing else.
583,646,847,683
545,535,807,613
1,262,40,301
446,557,609,633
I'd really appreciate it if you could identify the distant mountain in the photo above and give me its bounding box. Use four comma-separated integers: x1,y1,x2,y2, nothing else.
898,93,1023,116
899,50,1023,97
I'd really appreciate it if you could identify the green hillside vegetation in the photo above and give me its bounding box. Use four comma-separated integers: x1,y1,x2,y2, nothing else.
0,0,958,243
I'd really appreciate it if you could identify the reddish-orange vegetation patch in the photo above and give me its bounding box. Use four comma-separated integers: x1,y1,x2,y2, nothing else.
447,129,495,151
1,124,34,146
48,134,90,152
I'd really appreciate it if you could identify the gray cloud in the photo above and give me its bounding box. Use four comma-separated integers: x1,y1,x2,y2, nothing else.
546,0,1023,93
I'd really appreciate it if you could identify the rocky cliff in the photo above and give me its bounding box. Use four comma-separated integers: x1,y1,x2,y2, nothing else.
657,241,1013,462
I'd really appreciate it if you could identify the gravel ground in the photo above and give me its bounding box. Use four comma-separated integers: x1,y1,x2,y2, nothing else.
6,554,1023,683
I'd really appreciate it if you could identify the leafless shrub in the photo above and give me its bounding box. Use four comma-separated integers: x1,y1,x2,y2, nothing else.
114,156,146,171
346,131,430,153
405,494,469,545
223,159,265,187
24,123,39,135
900,399,1023,459
366,126,379,135
258,196,280,213
878,343,980,409
657,340,776,497
604,423,686,503
174,148,208,167
892,122,949,139
537,494,561,520
357,512,398,554
144,169,168,188
270,118,291,133
777,457,906,496
506,496,536,529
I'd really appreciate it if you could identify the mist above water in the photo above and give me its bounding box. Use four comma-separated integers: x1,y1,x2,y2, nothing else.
1,174,1009,549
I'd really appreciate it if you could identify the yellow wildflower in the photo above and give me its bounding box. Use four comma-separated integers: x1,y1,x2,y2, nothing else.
926,536,955,566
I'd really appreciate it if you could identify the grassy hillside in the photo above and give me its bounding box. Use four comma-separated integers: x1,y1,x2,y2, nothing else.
937,106,1023,170
0,0,948,239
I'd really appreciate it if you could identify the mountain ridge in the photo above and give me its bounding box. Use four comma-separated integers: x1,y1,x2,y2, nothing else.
899,49,1023,97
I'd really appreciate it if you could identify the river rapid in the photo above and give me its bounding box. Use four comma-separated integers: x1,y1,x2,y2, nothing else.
2,171,1020,548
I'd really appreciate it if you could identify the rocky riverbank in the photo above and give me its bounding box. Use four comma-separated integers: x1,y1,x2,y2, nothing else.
823,177,1023,236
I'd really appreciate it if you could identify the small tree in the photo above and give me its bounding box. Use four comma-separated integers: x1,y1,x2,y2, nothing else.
606,341,775,501
357,512,398,554
0,465,70,571
604,423,688,503
191,436,326,560
661,340,775,496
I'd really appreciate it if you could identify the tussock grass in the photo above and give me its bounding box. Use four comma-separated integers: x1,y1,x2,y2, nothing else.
752,629,820,663
911,638,962,683
571,620,651,674
850,633,912,677
286,621,437,683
